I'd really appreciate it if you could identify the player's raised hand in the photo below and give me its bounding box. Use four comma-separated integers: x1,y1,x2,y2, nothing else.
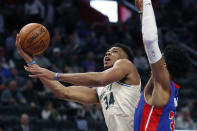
24,65,55,80
16,33,33,64
135,0,143,11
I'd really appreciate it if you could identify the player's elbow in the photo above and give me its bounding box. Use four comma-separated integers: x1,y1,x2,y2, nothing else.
143,33,158,45
54,88,72,100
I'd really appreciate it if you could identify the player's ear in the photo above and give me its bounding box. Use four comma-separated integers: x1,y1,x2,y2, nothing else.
164,62,167,68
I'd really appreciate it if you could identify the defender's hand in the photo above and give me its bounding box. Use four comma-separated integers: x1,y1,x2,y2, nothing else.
24,65,55,80
16,33,33,64
135,0,143,11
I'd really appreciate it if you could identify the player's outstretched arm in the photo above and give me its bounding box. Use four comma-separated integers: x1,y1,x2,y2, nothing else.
16,34,99,105
136,0,170,89
30,70,99,104
26,59,136,87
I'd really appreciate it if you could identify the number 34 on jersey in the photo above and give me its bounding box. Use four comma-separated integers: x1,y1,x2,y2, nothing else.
104,92,115,110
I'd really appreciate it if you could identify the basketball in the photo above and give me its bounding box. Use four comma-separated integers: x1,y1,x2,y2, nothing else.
19,23,50,55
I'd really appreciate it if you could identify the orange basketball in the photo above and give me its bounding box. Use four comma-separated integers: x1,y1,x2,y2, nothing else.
19,23,50,55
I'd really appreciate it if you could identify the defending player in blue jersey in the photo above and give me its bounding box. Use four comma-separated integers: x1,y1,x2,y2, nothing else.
134,0,190,130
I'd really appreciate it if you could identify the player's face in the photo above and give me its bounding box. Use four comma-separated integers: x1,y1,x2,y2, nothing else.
104,47,126,69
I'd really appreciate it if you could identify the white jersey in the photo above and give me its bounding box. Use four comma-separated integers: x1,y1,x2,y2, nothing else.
96,82,141,131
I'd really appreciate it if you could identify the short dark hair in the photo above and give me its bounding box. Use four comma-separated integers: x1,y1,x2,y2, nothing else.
163,45,190,79
112,43,134,62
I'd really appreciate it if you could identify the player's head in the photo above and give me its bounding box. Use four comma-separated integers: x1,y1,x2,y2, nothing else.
8,80,17,91
21,113,29,126
163,45,190,79
104,43,134,69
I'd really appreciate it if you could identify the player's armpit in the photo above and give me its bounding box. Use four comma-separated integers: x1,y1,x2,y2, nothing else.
150,58,171,91
39,77,99,104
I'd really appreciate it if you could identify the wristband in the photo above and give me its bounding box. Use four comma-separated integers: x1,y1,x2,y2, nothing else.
28,61,36,65
55,73,59,81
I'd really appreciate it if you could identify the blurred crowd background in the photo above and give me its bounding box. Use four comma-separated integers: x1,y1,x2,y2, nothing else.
0,0,197,130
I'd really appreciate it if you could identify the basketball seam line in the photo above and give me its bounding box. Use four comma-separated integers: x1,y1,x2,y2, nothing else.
21,24,41,49
23,31,47,50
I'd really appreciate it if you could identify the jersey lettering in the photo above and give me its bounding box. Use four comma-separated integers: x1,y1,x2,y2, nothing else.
109,92,115,105
104,92,115,110
169,111,175,131
104,95,109,110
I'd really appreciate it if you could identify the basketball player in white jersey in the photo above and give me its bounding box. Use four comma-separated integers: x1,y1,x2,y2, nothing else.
16,34,141,131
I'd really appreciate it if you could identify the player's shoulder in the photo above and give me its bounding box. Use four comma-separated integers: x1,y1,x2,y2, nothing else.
115,59,134,68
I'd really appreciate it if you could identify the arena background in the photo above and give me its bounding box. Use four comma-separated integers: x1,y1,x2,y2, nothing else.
0,0,197,130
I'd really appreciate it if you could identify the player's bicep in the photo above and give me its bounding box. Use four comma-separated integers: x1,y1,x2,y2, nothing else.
101,60,132,84
65,86,99,105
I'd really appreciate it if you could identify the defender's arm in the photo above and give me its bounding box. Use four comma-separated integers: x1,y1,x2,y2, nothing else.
136,0,170,90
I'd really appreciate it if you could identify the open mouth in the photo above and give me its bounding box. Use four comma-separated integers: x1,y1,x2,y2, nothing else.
105,57,111,63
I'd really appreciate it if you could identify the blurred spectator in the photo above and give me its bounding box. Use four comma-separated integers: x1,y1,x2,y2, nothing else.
44,0,54,25
15,113,35,131
10,67,25,88
0,47,5,62
0,47,9,68
34,54,51,68
82,51,96,72
0,46,15,69
21,79,38,107
95,35,110,53
105,26,117,44
51,48,65,71
134,49,149,71
68,54,83,73
54,0,68,25
0,14,4,33
24,0,45,23
76,118,88,131
76,105,90,131
176,107,196,129
41,101,60,121
83,30,97,52
51,26,63,47
90,104,103,121
0,59,11,84
66,31,82,54
0,80,26,105
5,29,17,52
164,30,178,44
